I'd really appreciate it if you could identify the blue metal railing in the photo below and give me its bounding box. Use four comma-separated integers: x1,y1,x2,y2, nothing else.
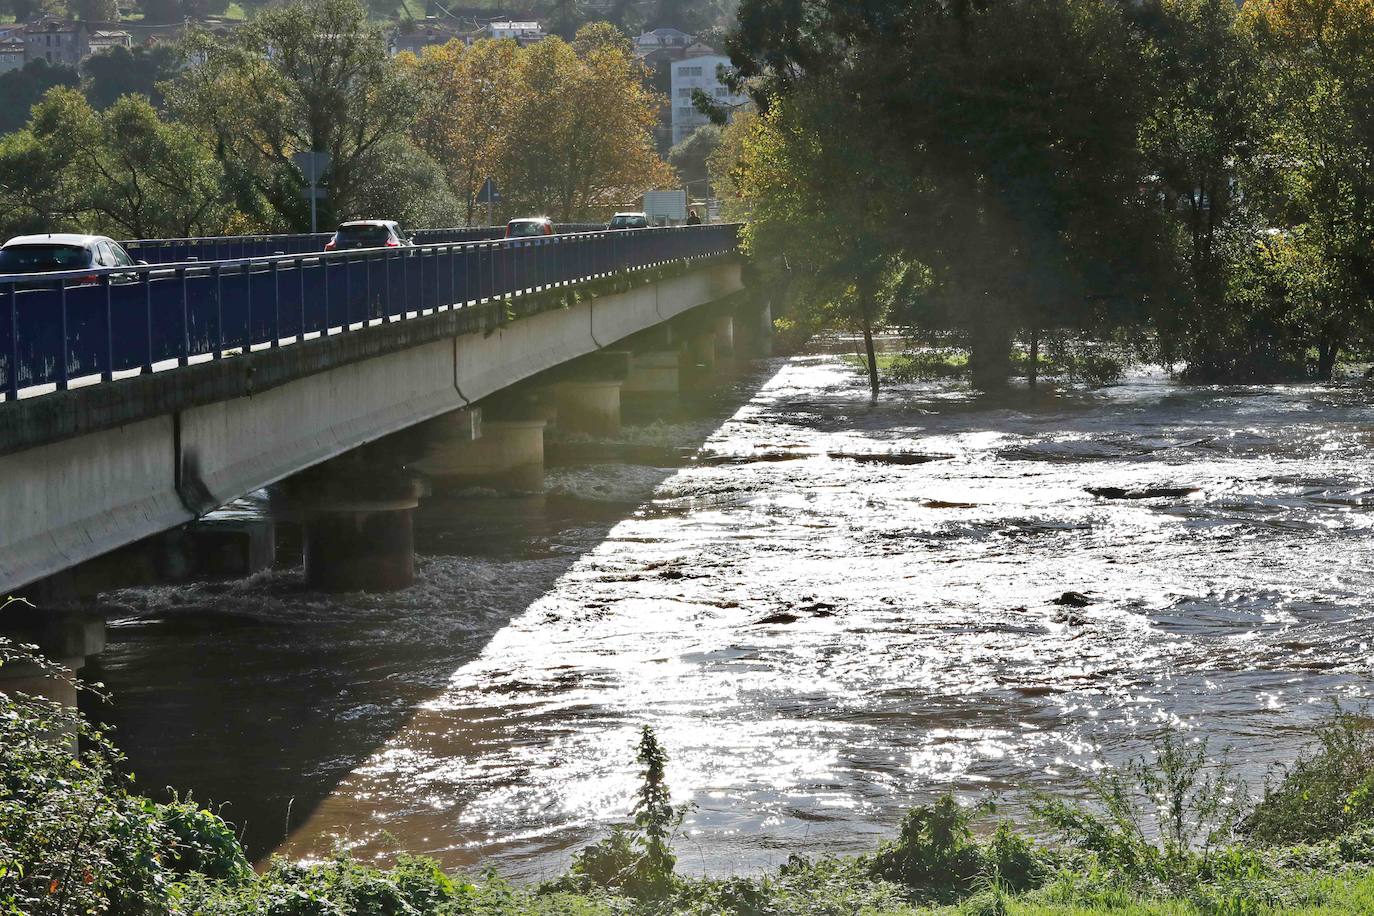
1,224,740,400
122,224,614,265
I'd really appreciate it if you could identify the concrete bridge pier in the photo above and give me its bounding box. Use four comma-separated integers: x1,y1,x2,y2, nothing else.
0,604,105,706
550,380,623,437
412,406,547,492
712,313,735,358
621,349,682,407
277,461,427,593
679,328,719,390
733,298,774,358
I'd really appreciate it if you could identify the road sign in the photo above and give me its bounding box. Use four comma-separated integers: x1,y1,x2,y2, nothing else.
292,151,333,232
476,177,501,204
292,151,331,184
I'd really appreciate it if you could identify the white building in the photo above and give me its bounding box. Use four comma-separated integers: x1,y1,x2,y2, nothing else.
88,30,133,55
480,20,545,45
0,37,25,73
669,54,746,145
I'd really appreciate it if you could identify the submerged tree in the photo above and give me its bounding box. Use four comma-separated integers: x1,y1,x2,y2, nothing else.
1242,0,1374,379
728,0,1160,389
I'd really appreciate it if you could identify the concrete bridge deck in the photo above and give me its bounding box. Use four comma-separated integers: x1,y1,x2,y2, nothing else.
0,226,749,596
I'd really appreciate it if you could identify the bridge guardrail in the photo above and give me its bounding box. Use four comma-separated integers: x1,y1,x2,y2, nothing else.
122,224,615,265
1,224,740,400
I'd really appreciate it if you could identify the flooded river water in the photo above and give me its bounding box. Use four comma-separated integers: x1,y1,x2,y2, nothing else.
88,341,1374,878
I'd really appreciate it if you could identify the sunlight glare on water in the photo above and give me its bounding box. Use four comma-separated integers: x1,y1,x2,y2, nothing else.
95,346,1374,879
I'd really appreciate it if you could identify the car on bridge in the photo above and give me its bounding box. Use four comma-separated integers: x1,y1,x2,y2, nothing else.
324,220,412,251
0,233,142,285
608,212,649,230
505,217,554,238
0,233,144,287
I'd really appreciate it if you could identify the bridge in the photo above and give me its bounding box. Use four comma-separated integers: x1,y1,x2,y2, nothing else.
0,225,760,612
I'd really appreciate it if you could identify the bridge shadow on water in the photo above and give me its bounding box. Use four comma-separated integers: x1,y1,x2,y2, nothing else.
81,357,785,863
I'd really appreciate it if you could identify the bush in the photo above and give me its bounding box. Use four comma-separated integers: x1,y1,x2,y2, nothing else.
0,633,228,916
1031,729,1244,892
183,854,464,916
1243,709,1374,845
565,726,691,899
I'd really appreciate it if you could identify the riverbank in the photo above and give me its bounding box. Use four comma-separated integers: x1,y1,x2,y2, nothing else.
9,655,1374,915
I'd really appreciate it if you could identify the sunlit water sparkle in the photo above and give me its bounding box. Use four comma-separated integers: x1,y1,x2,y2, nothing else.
91,349,1374,879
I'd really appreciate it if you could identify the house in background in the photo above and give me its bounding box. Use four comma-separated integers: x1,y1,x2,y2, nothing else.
391,18,466,56
0,37,25,73
88,29,133,55
670,54,746,145
22,20,88,67
479,20,546,45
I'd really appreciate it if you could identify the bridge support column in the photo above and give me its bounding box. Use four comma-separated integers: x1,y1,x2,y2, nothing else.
280,467,426,593
0,607,105,707
413,417,546,492
712,314,735,358
690,332,717,371
551,380,622,437
734,299,774,357
621,350,681,408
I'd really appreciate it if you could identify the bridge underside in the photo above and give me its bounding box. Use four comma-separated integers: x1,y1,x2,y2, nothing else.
0,260,745,595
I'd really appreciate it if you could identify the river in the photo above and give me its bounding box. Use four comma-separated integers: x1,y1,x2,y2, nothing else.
87,339,1374,879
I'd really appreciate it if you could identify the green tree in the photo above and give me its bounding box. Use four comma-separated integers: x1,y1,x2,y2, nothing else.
166,0,417,231
24,88,235,238
500,25,673,220
730,87,906,395
0,60,79,134
70,0,119,19
137,0,229,23
82,45,180,110
1137,0,1266,379
1243,0,1374,379
729,0,1159,389
0,127,83,238
403,38,519,225
667,124,720,197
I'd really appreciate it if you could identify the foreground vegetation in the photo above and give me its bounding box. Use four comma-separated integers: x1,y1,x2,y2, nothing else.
7,627,1374,915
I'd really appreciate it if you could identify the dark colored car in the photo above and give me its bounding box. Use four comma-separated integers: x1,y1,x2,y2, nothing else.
324,220,411,251
608,212,649,230
506,218,554,238
0,234,142,285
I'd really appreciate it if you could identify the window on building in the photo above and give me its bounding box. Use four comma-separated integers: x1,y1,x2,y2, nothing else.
714,87,727,97
678,88,692,97
678,66,702,77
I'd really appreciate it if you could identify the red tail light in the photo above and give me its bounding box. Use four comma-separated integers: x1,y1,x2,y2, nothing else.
386,239,399,247
75,275,98,286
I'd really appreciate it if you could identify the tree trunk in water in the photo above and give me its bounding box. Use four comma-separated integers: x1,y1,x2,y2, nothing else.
1317,337,1340,382
1027,325,1039,390
860,277,879,399
968,310,1012,391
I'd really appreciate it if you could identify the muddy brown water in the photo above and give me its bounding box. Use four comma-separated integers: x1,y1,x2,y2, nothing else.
86,346,1374,879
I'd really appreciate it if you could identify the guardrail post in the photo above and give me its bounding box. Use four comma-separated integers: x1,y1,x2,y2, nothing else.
213,264,223,360
298,257,306,340
102,275,114,382
179,267,190,367
7,281,19,399
57,280,70,390
144,274,154,374
271,259,281,347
